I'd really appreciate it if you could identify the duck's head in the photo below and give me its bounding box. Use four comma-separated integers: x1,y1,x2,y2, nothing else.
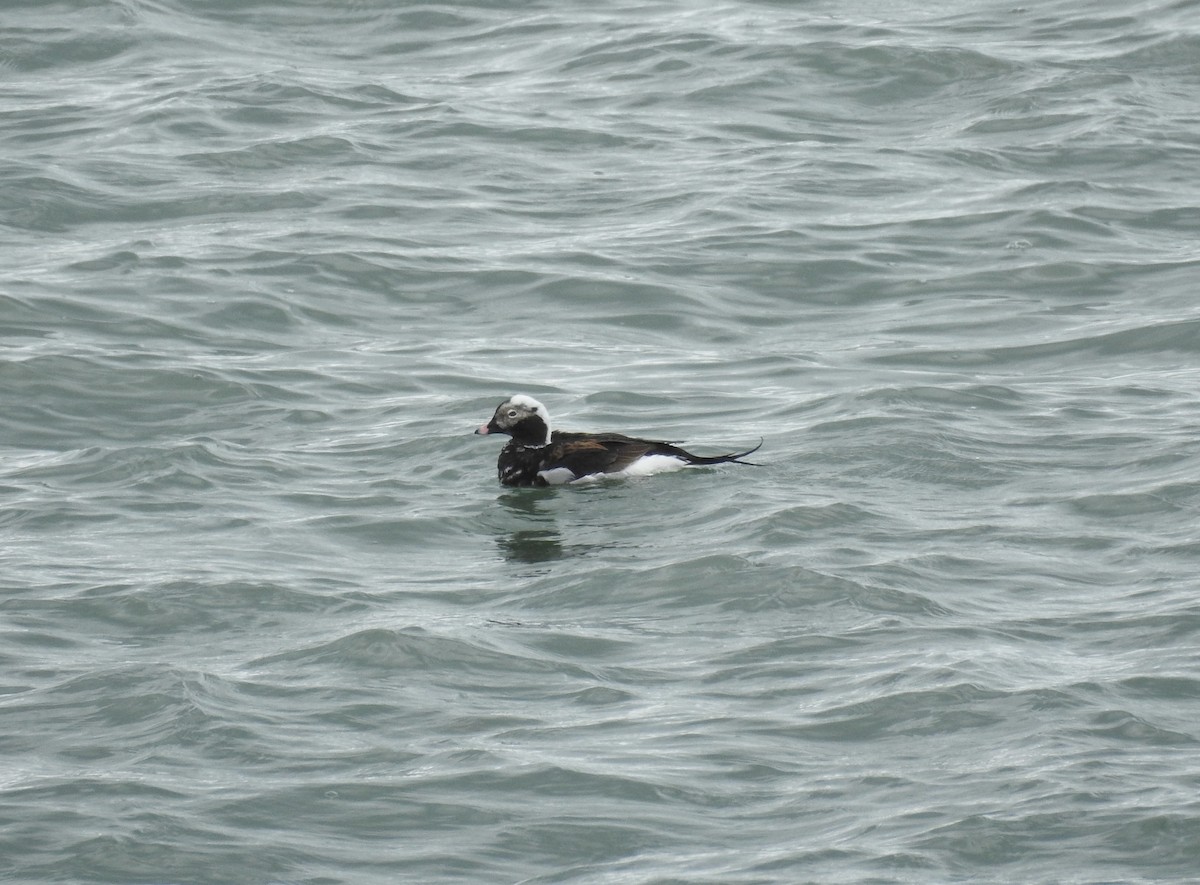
475,395,552,447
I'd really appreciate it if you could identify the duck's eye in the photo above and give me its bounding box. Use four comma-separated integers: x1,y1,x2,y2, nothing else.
506,409,519,419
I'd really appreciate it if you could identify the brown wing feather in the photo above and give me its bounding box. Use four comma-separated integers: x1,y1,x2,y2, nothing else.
601,440,656,472
549,434,656,478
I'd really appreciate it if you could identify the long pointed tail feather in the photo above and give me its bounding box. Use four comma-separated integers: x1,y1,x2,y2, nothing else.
683,438,763,467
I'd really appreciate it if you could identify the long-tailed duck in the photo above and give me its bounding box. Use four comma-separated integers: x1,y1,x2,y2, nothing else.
475,395,761,487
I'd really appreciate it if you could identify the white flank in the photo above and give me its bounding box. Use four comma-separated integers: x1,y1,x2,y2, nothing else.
616,454,688,478
536,467,577,485
566,455,689,483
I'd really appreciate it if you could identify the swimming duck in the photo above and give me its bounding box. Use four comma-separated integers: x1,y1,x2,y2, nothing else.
475,394,761,487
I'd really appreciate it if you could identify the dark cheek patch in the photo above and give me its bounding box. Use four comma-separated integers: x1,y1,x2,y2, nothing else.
512,415,548,443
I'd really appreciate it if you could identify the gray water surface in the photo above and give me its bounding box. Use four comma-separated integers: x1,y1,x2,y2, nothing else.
3,0,1200,882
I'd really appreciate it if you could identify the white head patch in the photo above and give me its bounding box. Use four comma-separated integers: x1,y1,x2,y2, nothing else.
508,394,546,414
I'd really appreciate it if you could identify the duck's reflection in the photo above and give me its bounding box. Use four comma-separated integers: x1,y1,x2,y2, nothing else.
493,489,594,564
496,527,564,563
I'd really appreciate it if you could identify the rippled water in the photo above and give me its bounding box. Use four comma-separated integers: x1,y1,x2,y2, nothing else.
4,0,1200,882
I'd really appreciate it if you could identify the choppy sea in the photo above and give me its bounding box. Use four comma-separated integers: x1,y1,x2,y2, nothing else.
4,0,1200,882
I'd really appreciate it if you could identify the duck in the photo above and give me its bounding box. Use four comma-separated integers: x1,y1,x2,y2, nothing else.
475,394,761,487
